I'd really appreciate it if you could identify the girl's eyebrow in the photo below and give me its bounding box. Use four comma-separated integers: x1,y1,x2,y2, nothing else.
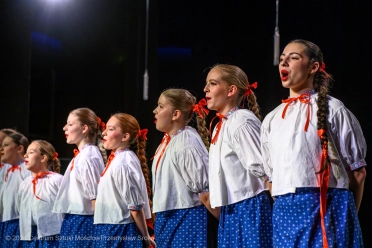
280,52,303,57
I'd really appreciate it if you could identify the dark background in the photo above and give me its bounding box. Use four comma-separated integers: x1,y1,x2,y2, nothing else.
1,0,370,245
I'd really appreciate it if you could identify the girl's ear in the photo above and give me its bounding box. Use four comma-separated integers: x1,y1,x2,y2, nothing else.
121,133,130,142
227,85,238,97
172,109,182,121
309,61,320,75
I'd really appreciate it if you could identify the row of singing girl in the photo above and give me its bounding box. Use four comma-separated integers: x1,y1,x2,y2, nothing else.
1,38,367,248
0,112,156,248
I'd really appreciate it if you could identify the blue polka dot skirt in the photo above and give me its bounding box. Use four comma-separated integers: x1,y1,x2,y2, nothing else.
21,225,59,248
218,191,273,248
273,187,364,248
154,205,207,248
58,214,94,248
93,222,143,248
2,219,24,248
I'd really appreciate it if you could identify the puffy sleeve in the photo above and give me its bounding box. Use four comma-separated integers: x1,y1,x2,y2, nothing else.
113,160,146,210
74,157,102,200
261,120,273,181
330,107,367,171
232,120,266,179
176,146,209,195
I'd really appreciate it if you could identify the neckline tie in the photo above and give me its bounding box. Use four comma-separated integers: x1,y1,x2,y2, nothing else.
0,163,3,169
5,165,21,182
151,133,171,172
101,150,115,178
70,148,80,171
32,171,52,200
281,92,311,132
209,113,227,145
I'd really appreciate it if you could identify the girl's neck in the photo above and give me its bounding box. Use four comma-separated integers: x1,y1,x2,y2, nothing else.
32,167,49,177
289,87,314,97
9,156,24,166
113,145,130,152
167,123,185,136
77,138,91,150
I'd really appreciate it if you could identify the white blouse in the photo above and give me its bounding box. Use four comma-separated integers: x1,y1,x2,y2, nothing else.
152,126,209,213
0,161,31,222
0,163,10,221
18,172,63,240
94,148,152,224
52,144,104,215
261,92,367,196
209,107,267,208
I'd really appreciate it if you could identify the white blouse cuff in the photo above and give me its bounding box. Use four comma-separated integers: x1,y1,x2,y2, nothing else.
128,204,143,210
349,159,367,171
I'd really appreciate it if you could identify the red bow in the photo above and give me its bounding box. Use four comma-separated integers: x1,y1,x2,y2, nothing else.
97,117,106,131
282,92,311,132
0,163,3,169
319,62,328,79
101,150,115,178
52,152,58,161
32,172,52,200
5,165,21,182
70,148,80,171
209,113,227,144
192,99,209,118
242,82,258,108
138,129,148,140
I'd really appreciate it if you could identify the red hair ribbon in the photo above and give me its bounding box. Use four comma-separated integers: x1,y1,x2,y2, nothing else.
5,165,21,182
32,171,52,200
192,99,209,118
317,129,330,248
319,62,329,78
282,92,311,132
100,150,115,178
209,113,227,145
52,152,58,161
97,117,106,131
151,133,171,172
138,129,148,140
70,148,80,171
242,82,258,108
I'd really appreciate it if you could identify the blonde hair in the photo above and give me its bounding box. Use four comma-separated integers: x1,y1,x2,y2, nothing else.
70,108,107,164
161,89,210,149
211,64,262,120
32,140,60,173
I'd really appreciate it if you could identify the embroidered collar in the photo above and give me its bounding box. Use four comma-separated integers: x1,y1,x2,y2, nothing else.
224,106,239,118
169,126,186,138
114,147,129,155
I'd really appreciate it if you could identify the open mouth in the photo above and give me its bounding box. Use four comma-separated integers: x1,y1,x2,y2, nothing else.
281,69,289,81
154,117,157,124
206,97,211,101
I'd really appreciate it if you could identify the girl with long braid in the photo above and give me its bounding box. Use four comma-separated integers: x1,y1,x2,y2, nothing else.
18,140,63,247
52,107,106,247
93,113,155,248
202,64,273,247
261,39,366,247
152,88,210,247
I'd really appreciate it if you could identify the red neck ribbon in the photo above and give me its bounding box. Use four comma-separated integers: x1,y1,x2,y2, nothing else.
70,149,80,171
32,172,53,200
282,92,311,132
151,134,171,172
209,113,227,145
